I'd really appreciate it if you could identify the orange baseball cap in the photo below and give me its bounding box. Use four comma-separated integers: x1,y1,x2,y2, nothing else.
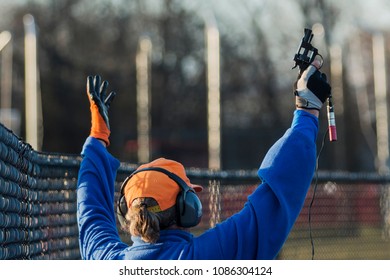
123,158,203,211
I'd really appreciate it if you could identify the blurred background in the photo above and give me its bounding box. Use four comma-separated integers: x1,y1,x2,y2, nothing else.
1,0,390,172
3,0,390,260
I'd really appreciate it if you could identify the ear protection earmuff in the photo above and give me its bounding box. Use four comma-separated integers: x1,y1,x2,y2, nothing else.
116,167,202,228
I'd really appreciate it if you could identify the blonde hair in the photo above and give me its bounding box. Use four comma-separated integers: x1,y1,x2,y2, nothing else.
125,197,176,243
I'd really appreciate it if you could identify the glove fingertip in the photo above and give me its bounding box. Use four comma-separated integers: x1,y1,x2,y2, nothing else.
87,76,94,94
105,91,116,106
100,80,108,94
94,75,101,90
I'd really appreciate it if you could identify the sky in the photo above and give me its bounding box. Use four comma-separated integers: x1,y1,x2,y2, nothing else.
1,0,390,84
178,0,390,84
2,0,390,43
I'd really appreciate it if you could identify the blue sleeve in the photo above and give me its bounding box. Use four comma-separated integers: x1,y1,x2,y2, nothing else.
195,110,318,259
253,110,318,258
77,137,128,259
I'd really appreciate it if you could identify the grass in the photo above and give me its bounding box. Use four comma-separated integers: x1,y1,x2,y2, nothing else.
280,227,390,260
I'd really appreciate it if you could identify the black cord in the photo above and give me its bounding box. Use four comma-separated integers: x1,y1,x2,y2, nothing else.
309,127,328,260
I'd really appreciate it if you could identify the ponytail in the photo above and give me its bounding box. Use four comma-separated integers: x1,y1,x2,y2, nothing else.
126,198,176,243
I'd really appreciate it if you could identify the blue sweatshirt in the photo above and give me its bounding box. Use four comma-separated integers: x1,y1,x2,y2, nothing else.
77,110,318,259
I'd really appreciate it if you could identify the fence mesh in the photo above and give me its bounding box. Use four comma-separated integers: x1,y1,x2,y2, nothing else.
1,122,390,259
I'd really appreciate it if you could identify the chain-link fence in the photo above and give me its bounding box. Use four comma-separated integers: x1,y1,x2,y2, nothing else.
1,123,390,259
182,170,390,260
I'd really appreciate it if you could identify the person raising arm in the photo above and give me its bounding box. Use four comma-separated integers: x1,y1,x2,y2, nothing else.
76,61,331,259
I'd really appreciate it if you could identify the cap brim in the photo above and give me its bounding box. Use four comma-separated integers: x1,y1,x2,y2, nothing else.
190,184,203,192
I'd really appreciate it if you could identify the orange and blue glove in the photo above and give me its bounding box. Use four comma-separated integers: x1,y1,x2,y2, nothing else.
87,75,116,146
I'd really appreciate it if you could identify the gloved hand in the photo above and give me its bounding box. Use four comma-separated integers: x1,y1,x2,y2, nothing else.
87,75,116,146
294,64,331,110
